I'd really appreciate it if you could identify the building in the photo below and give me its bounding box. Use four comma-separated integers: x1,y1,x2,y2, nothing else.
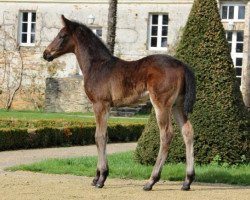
0,0,249,111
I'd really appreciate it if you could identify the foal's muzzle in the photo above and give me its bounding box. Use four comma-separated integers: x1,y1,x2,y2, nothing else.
43,50,54,62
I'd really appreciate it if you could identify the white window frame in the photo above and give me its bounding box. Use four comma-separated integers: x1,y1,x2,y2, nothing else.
148,14,168,51
221,4,245,22
19,11,36,46
226,31,244,82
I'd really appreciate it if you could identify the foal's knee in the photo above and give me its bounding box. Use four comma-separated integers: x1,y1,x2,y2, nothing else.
95,135,108,143
160,125,174,145
161,132,173,145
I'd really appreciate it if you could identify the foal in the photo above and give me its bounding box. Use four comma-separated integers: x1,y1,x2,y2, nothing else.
43,15,196,191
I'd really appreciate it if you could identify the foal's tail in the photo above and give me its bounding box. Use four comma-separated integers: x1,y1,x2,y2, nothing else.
183,64,196,116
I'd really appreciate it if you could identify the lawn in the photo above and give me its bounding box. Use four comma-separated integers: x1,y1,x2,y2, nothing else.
7,151,250,186
0,109,149,128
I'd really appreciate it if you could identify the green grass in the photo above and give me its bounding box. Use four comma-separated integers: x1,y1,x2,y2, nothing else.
7,151,250,186
0,109,149,128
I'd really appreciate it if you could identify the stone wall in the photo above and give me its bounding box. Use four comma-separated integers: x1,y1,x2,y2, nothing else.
242,1,250,108
45,76,92,112
0,1,193,111
0,0,249,111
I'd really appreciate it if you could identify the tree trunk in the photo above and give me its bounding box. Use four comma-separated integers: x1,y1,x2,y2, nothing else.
106,0,117,55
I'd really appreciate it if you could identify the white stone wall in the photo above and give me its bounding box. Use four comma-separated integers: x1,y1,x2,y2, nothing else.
0,0,193,110
115,2,192,60
0,0,249,110
241,1,250,108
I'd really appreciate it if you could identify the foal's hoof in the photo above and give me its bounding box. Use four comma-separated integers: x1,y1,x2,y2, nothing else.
143,183,152,191
91,179,98,186
95,183,104,188
181,184,191,191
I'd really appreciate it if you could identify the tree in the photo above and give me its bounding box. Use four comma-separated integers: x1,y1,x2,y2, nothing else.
106,0,118,54
134,0,250,165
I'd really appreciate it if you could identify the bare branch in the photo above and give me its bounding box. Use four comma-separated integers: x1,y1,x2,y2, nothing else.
5,51,24,110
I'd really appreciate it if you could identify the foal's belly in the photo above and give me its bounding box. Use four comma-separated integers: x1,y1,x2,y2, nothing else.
112,91,149,107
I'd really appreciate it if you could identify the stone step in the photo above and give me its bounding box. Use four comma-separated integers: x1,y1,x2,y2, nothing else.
110,101,151,117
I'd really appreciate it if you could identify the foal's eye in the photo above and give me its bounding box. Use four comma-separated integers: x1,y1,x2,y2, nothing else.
59,34,68,39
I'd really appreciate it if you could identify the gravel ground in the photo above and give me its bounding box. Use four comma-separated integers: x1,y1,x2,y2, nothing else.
0,143,249,200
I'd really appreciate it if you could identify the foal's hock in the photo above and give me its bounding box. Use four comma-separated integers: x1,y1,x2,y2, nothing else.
43,15,196,191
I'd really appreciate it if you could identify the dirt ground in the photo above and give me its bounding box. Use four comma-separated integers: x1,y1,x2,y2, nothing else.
0,143,250,200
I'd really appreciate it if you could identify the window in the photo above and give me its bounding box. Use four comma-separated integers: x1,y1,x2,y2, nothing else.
91,28,102,39
226,31,244,84
221,5,245,21
19,11,36,46
148,14,168,50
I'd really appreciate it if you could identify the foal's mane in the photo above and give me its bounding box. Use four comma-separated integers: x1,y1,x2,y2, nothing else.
68,20,112,61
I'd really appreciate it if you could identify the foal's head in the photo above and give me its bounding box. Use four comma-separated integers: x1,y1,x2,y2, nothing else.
43,15,75,62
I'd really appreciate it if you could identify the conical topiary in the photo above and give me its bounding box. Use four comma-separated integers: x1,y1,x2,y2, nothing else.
134,0,250,165
134,109,159,165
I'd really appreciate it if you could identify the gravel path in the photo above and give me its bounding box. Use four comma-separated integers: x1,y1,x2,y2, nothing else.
0,143,250,200
0,143,137,169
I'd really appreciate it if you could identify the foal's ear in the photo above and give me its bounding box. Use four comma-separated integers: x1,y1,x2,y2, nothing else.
61,15,75,33
61,15,71,27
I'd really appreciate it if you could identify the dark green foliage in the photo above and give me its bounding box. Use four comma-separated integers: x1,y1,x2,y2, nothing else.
0,124,144,151
134,0,250,165
0,119,95,129
134,110,159,165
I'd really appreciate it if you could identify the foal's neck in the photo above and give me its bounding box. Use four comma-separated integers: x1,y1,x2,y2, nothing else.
74,34,113,76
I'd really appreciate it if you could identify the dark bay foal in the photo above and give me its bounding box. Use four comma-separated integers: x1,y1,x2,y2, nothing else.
43,15,196,191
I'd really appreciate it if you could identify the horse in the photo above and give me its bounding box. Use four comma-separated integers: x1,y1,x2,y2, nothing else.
43,15,196,191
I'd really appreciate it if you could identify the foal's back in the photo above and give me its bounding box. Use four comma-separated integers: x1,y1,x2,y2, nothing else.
108,54,186,107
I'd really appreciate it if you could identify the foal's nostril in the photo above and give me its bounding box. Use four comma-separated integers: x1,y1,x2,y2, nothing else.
43,50,54,62
43,51,47,60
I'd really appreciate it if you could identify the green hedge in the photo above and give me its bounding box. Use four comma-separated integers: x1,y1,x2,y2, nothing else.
0,119,95,129
0,124,144,151
134,0,250,165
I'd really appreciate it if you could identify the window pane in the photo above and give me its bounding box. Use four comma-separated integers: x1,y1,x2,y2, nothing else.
161,38,167,47
21,33,27,43
238,6,245,19
236,43,243,52
228,43,232,52
152,15,158,25
237,78,241,85
162,26,168,36
31,23,36,33
229,6,234,19
151,37,157,47
22,12,28,22
96,29,102,38
22,23,28,32
162,15,168,25
236,58,243,66
235,67,242,76
32,12,36,22
237,32,244,42
222,6,228,19
151,26,158,36
31,34,35,43
226,31,233,41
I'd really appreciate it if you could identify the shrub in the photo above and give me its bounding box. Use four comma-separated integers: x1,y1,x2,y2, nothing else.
0,124,144,151
134,0,250,165
134,110,159,165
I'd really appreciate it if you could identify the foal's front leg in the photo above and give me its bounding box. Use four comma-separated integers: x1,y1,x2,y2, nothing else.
92,102,110,188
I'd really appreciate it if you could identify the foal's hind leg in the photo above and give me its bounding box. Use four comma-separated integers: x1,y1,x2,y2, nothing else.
173,105,195,191
92,102,110,188
143,105,174,191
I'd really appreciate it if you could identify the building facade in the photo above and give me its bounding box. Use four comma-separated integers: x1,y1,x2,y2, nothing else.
0,0,249,111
